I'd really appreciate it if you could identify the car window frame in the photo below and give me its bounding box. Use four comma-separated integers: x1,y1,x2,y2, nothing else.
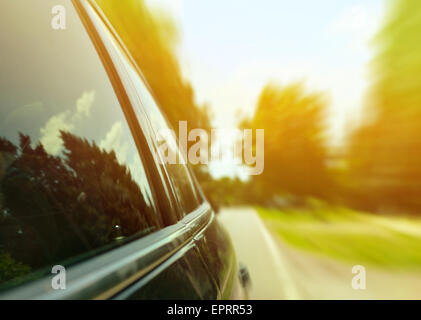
84,0,184,224
87,0,204,219
78,0,213,235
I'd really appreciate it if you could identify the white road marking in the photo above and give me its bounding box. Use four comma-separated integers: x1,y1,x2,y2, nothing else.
218,207,299,299
253,214,300,299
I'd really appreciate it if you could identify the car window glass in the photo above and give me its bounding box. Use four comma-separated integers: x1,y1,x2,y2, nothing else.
136,78,202,214
0,0,162,291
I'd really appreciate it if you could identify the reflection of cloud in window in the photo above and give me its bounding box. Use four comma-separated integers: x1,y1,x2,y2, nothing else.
40,110,75,155
99,121,129,164
76,90,95,117
100,122,152,206
39,90,96,155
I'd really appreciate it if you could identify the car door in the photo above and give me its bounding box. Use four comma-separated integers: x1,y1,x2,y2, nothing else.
0,0,215,299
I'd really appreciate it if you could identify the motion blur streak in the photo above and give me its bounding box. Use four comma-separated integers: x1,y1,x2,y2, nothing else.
96,0,421,299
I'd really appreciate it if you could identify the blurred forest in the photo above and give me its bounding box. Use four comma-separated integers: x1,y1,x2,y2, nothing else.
343,0,421,214
243,0,421,215
99,0,421,216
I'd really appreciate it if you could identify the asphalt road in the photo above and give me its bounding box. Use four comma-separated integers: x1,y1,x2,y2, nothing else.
218,207,421,300
218,207,299,299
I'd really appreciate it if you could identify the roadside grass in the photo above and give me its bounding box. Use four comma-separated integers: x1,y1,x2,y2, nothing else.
257,205,421,269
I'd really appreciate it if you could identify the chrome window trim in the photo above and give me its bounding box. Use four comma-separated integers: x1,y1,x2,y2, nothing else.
0,202,213,300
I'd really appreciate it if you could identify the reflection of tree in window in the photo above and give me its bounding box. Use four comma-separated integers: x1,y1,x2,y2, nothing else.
0,131,161,286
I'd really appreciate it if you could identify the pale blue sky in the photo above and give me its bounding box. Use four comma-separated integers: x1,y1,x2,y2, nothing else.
181,0,377,75
147,0,385,177
148,0,384,130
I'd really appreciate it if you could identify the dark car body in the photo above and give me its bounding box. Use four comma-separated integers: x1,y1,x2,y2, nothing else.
0,0,247,299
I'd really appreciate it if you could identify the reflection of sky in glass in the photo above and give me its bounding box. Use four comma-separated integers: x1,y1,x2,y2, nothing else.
0,0,155,210
148,0,384,138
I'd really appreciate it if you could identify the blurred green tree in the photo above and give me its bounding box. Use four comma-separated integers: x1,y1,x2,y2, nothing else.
346,0,421,213
242,82,333,202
